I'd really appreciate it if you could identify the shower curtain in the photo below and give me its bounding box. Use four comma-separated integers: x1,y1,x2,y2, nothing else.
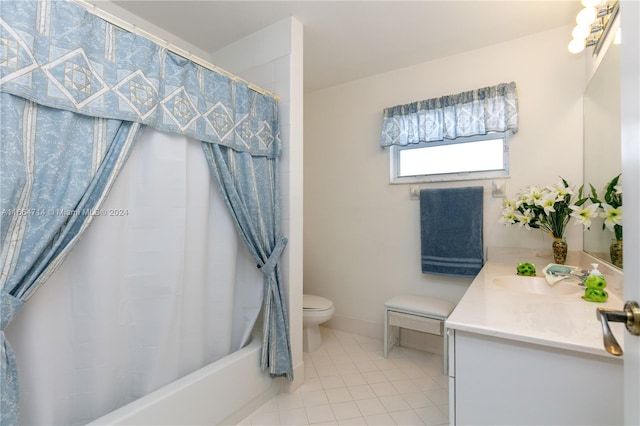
5,127,264,426
1,3,292,424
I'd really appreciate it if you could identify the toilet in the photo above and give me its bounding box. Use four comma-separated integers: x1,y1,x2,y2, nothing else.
302,294,335,352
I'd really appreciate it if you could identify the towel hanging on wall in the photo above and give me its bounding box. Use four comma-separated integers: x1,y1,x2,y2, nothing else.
420,187,484,277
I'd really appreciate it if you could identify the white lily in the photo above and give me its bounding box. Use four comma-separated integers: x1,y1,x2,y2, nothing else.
499,211,517,226
536,194,557,215
548,181,573,201
515,209,534,230
614,183,622,195
501,198,517,212
522,186,543,205
570,203,599,228
600,202,623,231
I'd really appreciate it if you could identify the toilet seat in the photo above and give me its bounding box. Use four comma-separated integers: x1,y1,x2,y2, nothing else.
303,294,333,311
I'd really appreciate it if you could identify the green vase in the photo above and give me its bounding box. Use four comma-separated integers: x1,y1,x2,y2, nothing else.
610,239,623,268
552,237,568,265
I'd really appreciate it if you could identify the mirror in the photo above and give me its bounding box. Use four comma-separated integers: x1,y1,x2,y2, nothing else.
583,41,621,267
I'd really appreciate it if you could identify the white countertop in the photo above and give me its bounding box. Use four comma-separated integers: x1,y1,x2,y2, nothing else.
446,247,625,358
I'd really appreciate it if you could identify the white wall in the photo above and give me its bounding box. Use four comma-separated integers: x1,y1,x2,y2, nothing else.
304,25,585,339
211,17,305,392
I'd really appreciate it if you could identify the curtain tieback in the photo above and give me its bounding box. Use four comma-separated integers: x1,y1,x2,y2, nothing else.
1,291,24,331
1,291,24,424
258,236,288,277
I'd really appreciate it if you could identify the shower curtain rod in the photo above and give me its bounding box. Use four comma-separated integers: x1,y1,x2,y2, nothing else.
73,0,281,101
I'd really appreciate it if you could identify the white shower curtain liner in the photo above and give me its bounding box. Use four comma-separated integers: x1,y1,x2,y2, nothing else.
5,127,263,426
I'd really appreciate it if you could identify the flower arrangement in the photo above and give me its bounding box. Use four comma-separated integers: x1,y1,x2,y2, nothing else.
600,174,623,241
574,174,623,268
500,178,583,240
582,174,623,240
500,176,622,266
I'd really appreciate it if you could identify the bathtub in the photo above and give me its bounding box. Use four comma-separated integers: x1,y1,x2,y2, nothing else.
88,330,280,425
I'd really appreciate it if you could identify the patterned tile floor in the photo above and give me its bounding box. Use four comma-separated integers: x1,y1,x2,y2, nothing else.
239,327,449,425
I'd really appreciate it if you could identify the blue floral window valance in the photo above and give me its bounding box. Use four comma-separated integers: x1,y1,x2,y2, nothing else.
0,0,280,157
380,81,519,147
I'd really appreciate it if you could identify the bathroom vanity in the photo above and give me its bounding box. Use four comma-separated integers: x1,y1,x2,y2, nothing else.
446,248,624,425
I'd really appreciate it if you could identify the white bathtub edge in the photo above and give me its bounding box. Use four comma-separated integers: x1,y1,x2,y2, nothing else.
88,330,277,425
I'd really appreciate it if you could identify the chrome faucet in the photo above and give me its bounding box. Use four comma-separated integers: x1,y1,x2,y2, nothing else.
550,269,589,285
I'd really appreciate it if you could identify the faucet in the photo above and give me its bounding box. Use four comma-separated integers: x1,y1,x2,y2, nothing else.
550,269,589,285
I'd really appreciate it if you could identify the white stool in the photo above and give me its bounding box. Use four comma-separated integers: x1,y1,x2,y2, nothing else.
384,295,455,373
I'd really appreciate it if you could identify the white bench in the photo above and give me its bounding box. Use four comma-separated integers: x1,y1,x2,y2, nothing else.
384,295,455,373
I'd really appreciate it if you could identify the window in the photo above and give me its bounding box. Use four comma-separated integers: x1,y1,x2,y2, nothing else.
390,132,510,183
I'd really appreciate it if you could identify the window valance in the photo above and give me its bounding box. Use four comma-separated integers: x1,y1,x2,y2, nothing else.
380,82,519,147
0,0,280,157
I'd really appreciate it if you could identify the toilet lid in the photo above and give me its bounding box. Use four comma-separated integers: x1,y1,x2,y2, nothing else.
303,294,333,310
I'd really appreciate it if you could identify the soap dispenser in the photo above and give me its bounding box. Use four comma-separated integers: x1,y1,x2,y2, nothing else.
583,263,608,303
589,263,603,277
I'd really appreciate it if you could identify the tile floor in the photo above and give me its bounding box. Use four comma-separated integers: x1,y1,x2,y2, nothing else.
239,327,449,425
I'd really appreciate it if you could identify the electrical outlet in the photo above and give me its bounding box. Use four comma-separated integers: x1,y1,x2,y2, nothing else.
492,180,506,198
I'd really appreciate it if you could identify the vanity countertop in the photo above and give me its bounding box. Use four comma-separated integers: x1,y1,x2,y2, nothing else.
446,247,625,358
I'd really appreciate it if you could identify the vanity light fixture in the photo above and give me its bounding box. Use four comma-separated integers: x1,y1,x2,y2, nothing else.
613,26,621,45
568,0,618,55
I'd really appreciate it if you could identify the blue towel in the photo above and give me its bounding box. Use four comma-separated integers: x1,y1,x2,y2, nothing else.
420,186,484,277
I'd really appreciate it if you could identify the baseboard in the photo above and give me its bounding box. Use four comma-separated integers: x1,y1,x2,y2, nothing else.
324,314,383,340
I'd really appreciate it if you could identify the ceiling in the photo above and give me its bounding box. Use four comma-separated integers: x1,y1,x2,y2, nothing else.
109,1,581,93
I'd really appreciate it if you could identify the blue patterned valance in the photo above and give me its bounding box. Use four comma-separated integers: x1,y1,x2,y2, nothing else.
0,0,280,157
380,82,518,147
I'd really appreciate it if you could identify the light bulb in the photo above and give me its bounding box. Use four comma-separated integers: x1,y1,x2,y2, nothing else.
572,24,591,40
576,7,597,26
581,0,602,8
568,38,586,54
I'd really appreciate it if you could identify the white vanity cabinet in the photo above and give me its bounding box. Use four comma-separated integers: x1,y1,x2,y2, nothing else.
445,249,626,426
448,329,623,425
